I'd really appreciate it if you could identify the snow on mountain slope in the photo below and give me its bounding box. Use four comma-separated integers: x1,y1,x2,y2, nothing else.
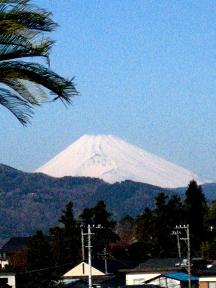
36,134,202,188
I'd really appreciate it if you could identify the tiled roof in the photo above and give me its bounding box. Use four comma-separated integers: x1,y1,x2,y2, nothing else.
92,259,137,274
135,258,183,270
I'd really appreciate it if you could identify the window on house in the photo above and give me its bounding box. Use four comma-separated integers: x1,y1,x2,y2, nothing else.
209,282,216,288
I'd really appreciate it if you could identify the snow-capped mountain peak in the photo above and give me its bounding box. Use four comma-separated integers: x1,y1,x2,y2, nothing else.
36,134,202,188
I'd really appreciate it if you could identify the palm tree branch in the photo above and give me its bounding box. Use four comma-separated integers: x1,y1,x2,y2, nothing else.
1,78,47,104
0,11,56,32
0,61,79,102
0,87,32,124
0,1,28,4
0,32,33,48
0,39,53,61
0,2,56,32
0,20,44,45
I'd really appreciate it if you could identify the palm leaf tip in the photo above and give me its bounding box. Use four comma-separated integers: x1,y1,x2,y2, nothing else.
4,11,57,32
57,78,79,104
0,87,33,125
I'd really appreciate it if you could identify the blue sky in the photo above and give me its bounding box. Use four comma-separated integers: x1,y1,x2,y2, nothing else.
1,0,216,180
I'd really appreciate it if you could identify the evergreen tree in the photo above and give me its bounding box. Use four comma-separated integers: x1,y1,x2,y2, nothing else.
50,202,81,272
79,201,119,258
152,193,183,257
135,193,184,259
135,207,156,260
26,230,57,288
203,201,216,258
183,180,207,255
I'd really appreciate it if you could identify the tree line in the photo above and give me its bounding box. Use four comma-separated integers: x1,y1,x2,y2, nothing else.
5,180,216,287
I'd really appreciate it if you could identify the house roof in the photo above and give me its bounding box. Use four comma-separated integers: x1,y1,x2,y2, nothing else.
135,258,183,271
163,272,199,281
64,262,105,277
91,274,116,284
195,264,216,276
0,237,29,253
0,236,53,253
64,259,137,278
92,259,137,274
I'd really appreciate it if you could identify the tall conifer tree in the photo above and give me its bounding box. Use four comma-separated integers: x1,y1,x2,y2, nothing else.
50,202,81,272
26,230,56,288
184,180,207,254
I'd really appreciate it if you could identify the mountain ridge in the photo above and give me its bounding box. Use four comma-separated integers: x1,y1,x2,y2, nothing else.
0,163,215,243
36,134,203,188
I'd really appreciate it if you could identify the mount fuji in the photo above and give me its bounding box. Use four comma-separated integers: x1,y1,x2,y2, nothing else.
36,134,202,188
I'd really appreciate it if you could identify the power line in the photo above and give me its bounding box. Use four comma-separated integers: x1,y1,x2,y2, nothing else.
17,261,76,275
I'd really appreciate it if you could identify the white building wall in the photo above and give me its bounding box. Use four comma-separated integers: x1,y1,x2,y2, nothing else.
0,274,16,288
199,277,216,282
126,273,161,285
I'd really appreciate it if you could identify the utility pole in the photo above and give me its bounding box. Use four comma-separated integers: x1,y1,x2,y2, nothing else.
104,247,108,274
87,224,93,288
99,247,108,274
186,224,191,288
175,224,191,288
82,224,102,288
81,225,85,262
172,230,182,258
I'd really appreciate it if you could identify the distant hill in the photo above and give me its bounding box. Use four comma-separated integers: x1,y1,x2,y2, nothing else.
172,183,216,201
0,163,215,244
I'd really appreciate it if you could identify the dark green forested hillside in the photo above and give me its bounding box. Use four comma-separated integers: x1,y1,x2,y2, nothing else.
0,164,169,241
0,163,215,243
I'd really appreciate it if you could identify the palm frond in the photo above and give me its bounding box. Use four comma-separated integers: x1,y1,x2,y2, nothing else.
0,1,56,32
1,11,56,32
0,87,32,124
1,78,47,104
0,1,28,4
0,39,53,61
0,32,32,48
0,20,40,39
0,61,79,103
0,0,78,125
